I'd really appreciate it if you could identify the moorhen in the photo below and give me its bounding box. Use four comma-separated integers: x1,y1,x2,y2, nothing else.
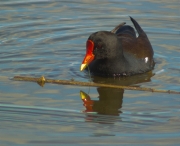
80,16,155,77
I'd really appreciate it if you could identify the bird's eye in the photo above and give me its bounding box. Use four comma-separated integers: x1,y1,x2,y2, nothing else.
97,42,102,49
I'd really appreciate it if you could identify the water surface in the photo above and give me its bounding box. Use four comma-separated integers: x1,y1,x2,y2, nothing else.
0,0,180,145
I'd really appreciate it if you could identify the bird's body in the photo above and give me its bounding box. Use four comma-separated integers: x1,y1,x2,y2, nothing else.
80,17,155,77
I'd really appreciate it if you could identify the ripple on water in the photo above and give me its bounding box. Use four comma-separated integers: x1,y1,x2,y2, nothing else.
0,0,180,145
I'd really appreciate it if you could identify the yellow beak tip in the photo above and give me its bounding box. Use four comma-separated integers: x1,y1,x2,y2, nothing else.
80,91,86,99
80,91,89,100
80,64,87,71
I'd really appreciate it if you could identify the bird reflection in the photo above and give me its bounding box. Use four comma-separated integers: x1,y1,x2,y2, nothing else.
80,88,123,116
80,71,154,116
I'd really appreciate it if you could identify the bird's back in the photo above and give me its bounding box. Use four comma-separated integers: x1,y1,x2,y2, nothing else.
114,17,155,75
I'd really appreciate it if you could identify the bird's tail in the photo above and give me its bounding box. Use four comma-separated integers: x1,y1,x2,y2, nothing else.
129,16,145,35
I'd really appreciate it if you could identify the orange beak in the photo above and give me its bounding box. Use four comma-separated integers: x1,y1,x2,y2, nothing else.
80,91,94,112
80,40,95,71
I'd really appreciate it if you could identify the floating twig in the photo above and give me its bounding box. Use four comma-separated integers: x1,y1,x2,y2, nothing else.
13,76,180,94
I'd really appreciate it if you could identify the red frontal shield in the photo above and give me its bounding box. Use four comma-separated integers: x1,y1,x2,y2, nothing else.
80,40,95,71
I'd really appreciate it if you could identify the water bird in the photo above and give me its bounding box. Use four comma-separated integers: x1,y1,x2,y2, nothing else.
80,17,155,77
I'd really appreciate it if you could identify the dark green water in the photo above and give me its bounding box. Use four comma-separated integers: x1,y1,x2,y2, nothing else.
0,0,180,145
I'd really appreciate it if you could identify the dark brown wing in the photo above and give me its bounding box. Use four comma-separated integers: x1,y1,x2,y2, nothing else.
116,17,154,64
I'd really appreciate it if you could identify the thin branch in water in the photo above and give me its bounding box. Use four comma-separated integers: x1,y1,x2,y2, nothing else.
12,76,180,95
